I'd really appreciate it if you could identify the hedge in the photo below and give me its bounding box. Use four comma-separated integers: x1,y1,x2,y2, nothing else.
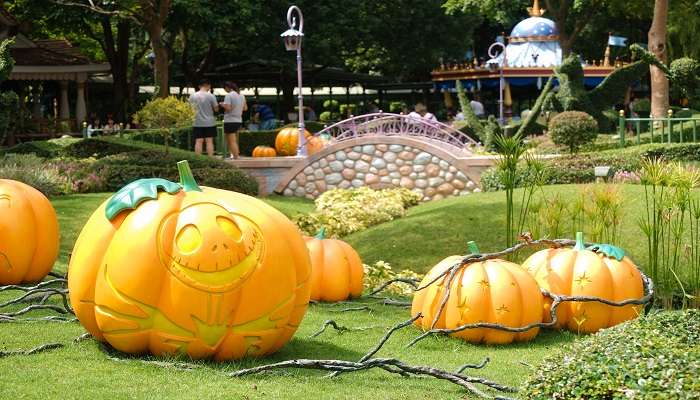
90,150,258,195
239,130,278,156
481,143,700,191
524,310,700,399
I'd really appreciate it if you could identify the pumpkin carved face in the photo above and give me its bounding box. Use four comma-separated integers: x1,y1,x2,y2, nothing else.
412,243,543,345
0,179,59,285
522,232,643,334
158,203,263,293
68,161,311,361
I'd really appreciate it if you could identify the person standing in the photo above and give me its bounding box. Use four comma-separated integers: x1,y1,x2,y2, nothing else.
189,79,219,156
470,94,485,119
220,81,247,159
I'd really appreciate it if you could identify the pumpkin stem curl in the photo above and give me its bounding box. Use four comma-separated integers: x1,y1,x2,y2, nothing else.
467,241,480,256
574,231,585,251
177,160,202,192
315,227,326,240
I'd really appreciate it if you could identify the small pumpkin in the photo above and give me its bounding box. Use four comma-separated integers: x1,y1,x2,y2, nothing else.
274,127,312,156
252,146,277,157
0,179,59,285
412,242,543,344
304,228,363,302
68,161,311,360
521,232,643,334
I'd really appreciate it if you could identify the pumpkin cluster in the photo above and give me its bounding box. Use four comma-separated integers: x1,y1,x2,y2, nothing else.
412,234,645,344
274,127,327,156
68,161,311,360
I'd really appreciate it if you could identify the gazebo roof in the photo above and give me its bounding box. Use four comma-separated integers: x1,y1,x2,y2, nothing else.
11,39,91,66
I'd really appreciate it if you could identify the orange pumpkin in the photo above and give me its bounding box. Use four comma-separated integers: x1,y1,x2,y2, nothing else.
306,135,328,155
412,242,543,344
252,146,277,157
522,232,643,334
68,161,311,360
0,179,59,284
274,127,313,156
303,228,364,302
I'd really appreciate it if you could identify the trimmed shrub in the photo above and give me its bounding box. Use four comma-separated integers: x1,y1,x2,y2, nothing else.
90,150,258,195
133,96,195,151
524,310,700,399
0,140,63,158
670,57,700,100
293,187,421,238
63,138,144,158
549,111,598,152
631,98,651,115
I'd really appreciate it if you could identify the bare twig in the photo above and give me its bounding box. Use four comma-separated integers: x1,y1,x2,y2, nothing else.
310,320,350,337
368,278,419,296
331,306,371,313
456,357,490,373
0,343,64,358
74,332,92,343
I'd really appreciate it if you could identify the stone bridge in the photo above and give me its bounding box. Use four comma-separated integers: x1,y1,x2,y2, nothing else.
274,136,495,201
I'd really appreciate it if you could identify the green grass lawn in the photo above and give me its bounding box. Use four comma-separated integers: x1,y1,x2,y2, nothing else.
3,186,647,399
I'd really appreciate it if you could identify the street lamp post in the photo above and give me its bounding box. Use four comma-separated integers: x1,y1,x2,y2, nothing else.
281,6,307,156
487,41,507,125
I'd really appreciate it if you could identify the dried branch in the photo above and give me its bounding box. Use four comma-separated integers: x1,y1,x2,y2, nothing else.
309,320,376,338
331,306,371,313
456,357,490,373
74,333,92,343
368,277,419,296
0,343,64,358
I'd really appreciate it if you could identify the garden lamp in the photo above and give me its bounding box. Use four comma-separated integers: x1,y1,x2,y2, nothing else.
280,5,307,156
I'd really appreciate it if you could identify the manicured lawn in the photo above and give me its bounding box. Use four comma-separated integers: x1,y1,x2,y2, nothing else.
346,184,653,274
3,186,632,399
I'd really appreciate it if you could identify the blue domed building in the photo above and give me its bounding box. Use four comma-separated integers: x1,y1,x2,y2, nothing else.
432,0,621,119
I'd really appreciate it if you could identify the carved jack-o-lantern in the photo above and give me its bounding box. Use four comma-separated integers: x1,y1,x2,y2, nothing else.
68,161,311,361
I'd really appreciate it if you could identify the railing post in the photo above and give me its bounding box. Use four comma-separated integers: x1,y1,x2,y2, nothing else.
618,109,626,148
667,109,674,143
636,120,641,145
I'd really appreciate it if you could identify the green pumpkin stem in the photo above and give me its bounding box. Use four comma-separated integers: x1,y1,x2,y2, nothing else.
177,160,202,192
467,241,480,256
574,231,585,251
315,227,326,240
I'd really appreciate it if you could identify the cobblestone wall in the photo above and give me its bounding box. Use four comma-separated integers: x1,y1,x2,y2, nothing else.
281,143,479,201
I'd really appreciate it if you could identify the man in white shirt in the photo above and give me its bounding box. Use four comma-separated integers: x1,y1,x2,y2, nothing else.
220,81,247,159
189,80,219,156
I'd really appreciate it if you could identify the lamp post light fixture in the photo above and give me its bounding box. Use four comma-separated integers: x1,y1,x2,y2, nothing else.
487,41,507,125
281,5,307,156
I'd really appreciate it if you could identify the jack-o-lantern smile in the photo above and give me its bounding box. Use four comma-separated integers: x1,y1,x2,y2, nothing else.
158,202,265,292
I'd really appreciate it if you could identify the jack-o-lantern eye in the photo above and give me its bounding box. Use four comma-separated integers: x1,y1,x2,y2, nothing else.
176,224,202,253
216,216,242,241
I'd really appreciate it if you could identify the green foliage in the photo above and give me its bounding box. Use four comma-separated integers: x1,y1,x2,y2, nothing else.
134,96,195,151
549,111,598,152
363,260,423,296
0,154,68,196
63,138,149,159
0,140,64,158
322,99,339,111
524,310,700,399
670,57,700,100
631,98,651,114
0,38,15,82
389,101,407,113
0,39,17,145
281,121,326,133
90,150,258,195
293,187,420,238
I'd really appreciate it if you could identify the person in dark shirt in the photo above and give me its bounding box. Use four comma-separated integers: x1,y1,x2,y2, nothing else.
252,102,276,130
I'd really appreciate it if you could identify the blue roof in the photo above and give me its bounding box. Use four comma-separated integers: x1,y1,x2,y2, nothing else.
510,17,558,38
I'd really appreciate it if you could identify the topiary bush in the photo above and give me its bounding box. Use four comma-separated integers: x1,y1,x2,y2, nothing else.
524,310,700,399
631,98,651,115
133,96,195,152
90,150,258,195
0,140,64,158
239,130,278,155
63,138,145,158
670,57,700,101
549,111,598,152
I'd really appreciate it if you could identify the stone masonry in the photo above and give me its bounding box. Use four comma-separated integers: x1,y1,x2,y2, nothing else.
281,143,479,201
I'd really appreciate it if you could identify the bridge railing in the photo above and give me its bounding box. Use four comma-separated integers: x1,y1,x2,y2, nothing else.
618,110,700,147
315,112,477,151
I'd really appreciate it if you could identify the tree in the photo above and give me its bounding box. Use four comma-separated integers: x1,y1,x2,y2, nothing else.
649,0,669,118
0,39,19,146
59,0,173,98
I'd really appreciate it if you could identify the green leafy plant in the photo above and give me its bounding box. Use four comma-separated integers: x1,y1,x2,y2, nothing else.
524,310,700,399
363,260,423,296
134,96,195,153
631,98,651,115
293,187,420,238
0,38,18,145
670,57,700,100
549,111,598,153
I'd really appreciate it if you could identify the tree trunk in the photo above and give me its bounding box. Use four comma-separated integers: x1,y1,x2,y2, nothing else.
649,0,669,118
143,0,171,98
